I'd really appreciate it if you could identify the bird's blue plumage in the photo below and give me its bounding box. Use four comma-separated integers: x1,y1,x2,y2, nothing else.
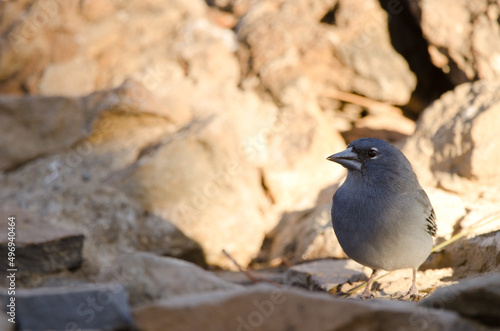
328,138,436,272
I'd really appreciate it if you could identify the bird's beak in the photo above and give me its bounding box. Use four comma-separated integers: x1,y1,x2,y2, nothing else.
327,147,362,171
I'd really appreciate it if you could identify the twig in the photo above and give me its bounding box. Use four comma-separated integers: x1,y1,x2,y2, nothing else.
222,249,282,287
321,90,402,115
431,211,500,253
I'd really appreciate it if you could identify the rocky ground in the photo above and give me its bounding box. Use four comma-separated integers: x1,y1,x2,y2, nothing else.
0,0,499,330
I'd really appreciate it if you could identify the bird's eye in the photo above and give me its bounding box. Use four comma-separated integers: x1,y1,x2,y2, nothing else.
368,148,378,158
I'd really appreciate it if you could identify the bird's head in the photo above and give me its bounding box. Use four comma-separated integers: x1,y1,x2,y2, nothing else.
327,138,411,175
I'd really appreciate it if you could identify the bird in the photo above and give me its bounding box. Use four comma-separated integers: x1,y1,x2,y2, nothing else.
327,138,436,299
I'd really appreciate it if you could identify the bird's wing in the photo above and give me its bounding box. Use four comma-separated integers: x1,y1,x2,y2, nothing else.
417,189,437,237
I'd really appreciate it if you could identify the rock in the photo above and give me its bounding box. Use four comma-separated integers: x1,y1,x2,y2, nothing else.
0,313,13,331
407,0,500,84
0,78,189,172
237,0,416,106
0,205,84,276
426,188,466,241
114,114,274,268
402,81,500,194
0,172,205,273
378,0,454,115
423,230,500,279
214,269,284,286
260,81,347,211
342,111,416,143
283,260,456,299
133,284,480,331
376,268,456,299
0,0,208,95
264,201,347,265
0,283,135,331
421,272,500,327
97,252,242,306
283,259,367,292
0,94,103,171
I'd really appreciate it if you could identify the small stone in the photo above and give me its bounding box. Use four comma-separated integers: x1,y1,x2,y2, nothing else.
421,272,500,327
0,283,135,331
133,284,480,331
0,206,84,276
283,259,367,292
97,252,242,306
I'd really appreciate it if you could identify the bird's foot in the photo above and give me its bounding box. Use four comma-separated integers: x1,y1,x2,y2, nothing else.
401,283,419,300
360,288,375,300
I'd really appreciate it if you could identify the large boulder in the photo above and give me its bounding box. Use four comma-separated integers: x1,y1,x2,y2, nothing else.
236,0,416,105
263,201,347,264
0,0,209,95
424,229,500,279
407,0,500,84
133,285,480,331
421,272,500,327
97,252,242,306
114,112,274,268
402,81,500,194
0,205,84,276
0,283,135,331
0,94,102,171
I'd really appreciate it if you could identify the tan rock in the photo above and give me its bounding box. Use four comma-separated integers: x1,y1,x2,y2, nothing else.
133,285,480,331
426,188,466,241
237,0,416,105
0,165,205,273
262,80,347,210
114,113,273,268
0,205,84,275
283,259,456,300
0,313,13,331
0,0,208,95
283,259,367,292
0,94,101,171
407,0,500,84
424,230,500,279
97,252,242,306
421,272,500,327
39,56,98,96
343,111,416,143
402,81,500,193
265,201,347,265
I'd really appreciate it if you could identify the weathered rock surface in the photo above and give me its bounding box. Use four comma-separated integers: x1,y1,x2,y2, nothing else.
237,0,416,106
402,81,500,193
283,259,367,292
0,94,103,171
282,259,456,300
425,188,466,241
407,0,500,84
0,205,84,276
421,272,500,327
424,230,500,279
0,283,135,331
0,0,209,95
113,112,275,268
133,285,480,331
1,0,499,329
0,176,205,273
259,83,347,211
0,314,13,331
342,110,416,143
97,252,242,306
263,201,347,265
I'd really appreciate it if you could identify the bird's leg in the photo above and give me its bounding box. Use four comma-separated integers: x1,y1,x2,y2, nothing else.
404,268,418,298
361,269,377,299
